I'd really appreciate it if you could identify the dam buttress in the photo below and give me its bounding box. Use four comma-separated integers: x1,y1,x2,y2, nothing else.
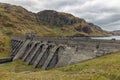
9,33,120,70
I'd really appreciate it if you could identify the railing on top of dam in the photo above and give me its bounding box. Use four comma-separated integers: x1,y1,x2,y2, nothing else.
11,36,120,44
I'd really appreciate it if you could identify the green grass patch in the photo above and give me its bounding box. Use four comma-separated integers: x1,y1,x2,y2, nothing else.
0,51,120,80
0,60,40,73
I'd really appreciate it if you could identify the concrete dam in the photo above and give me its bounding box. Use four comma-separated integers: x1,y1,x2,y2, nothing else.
8,33,120,70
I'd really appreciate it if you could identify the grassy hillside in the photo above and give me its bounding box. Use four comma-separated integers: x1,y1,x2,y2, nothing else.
0,51,120,80
37,10,111,37
0,3,66,37
0,3,111,37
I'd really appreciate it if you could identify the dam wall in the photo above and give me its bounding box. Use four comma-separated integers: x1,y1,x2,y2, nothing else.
10,33,120,70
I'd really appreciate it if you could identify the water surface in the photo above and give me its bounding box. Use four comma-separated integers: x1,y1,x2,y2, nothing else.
91,36,120,40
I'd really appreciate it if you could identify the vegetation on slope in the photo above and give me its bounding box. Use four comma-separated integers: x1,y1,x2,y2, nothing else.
0,34,10,58
0,3,66,37
0,51,120,80
37,10,111,37
0,3,111,37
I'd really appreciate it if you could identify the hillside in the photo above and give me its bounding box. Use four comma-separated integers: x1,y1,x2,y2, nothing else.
37,10,110,36
0,3,56,36
0,3,111,37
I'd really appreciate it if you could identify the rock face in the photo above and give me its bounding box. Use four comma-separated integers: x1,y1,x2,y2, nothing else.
0,2,111,37
36,10,82,26
36,10,110,36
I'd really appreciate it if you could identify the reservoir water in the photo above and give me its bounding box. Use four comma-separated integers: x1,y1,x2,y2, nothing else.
91,36,120,40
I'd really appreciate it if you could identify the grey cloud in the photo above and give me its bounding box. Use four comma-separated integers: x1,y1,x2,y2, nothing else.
95,14,120,25
102,20,120,31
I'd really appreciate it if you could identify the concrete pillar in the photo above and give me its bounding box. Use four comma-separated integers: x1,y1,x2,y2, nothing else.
42,46,58,70
12,40,19,51
20,43,31,59
13,39,31,60
22,42,37,61
26,43,42,65
10,40,16,56
25,42,39,62
12,41,24,56
33,45,48,68
36,45,53,67
11,41,21,56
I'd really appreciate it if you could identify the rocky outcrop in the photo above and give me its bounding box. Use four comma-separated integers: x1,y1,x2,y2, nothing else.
36,10,83,26
36,10,109,36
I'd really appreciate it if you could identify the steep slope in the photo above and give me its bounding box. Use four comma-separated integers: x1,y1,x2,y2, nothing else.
0,3,55,36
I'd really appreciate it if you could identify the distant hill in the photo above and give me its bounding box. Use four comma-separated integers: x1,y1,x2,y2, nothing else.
112,30,120,35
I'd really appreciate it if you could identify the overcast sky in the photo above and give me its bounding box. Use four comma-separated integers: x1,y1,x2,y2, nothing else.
0,0,120,31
